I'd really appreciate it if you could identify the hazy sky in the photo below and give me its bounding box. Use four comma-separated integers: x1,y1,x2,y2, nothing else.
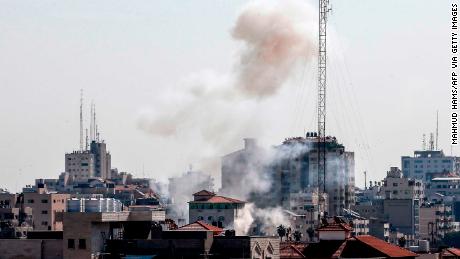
0,0,456,192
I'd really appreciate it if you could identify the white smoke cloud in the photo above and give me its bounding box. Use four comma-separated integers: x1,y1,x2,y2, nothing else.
138,0,318,231
234,203,290,236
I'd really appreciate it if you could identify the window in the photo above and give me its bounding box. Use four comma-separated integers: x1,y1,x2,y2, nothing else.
78,239,86,249
27,199,34,203
41,221,48,226
41,199,48,203
68,239,75,249
41,210,48,214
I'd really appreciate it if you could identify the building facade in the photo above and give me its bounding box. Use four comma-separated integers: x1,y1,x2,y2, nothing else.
23,187,69,231
402,150,460,181
188,190,245,229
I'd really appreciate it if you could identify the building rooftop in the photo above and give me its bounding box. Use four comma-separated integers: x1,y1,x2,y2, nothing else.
353,235,418,258
190,190,245,204
177,221,223,235
443,248,460,257
317,223,353,232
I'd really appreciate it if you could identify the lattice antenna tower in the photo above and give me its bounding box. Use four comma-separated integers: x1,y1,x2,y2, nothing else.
317,0,332,193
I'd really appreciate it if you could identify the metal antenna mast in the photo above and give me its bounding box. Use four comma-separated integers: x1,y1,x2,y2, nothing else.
80,89,84,151
436,110,439,150
317,0,331,193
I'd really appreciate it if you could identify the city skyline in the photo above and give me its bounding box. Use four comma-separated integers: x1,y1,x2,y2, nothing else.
0,0,453,192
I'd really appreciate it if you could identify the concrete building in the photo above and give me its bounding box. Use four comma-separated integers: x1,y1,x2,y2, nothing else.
220,138,266,197
402,150,460,181
0,192,33,238
65,140,111,182
285,188,328,238
368,218,390,242
188,190,245,229
352,199,384,220
426,177,460,198
419,202,455,243
89,140,112,179
271,135,355,216
65,151,96,182
23,187,69,231
62,210,165,258
384,199,420,238
380,167,424,200
0,239,62,259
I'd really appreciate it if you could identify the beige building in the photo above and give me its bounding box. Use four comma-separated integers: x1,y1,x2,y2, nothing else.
188,190,245,229
380,167,424,200
23,187,69,231
419,202,455,242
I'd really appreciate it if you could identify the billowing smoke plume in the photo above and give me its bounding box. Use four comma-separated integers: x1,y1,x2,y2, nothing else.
222,140,314,235
138,0,318,234
232,1,315,97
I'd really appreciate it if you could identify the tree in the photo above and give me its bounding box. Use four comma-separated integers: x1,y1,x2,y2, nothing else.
398,236,407,247
293,230,302,242
277,225,287,241
307,227,315,242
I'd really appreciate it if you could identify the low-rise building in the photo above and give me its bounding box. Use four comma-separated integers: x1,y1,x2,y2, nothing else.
22,186,69,231
188,190,245,229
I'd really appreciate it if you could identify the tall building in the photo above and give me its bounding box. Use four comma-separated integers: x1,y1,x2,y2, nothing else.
89,140,112,179
271,134,355,216
221,135,355,216
401,150,460,181
380,167,423,238
65,141,111,182
65,151,96,182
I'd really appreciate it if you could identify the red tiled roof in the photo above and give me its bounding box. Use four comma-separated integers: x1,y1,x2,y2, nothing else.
190,195,245,204
354,235,418,258
280,243,306,258
177,221,223,235
317,223,352,232
444,248,460,257
193,190,215,196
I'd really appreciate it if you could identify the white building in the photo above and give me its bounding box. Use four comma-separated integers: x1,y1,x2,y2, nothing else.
188,190,245,229
402,150,460,181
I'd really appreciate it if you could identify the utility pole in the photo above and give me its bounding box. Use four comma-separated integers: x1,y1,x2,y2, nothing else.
317,0,332,194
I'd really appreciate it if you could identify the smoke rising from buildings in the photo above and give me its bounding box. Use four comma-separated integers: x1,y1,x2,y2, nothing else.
232,0,315,97
138,0,318,233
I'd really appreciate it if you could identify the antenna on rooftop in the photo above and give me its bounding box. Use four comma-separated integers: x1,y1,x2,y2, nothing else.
85,128,89,151
436,110,439,150
90,102,94,141
80,89,84,151
429,133,435,151
422,134,426,151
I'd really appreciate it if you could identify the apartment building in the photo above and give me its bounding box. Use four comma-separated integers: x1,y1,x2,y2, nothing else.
188,190,245,229
23,186,69,231
402,150,460,181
